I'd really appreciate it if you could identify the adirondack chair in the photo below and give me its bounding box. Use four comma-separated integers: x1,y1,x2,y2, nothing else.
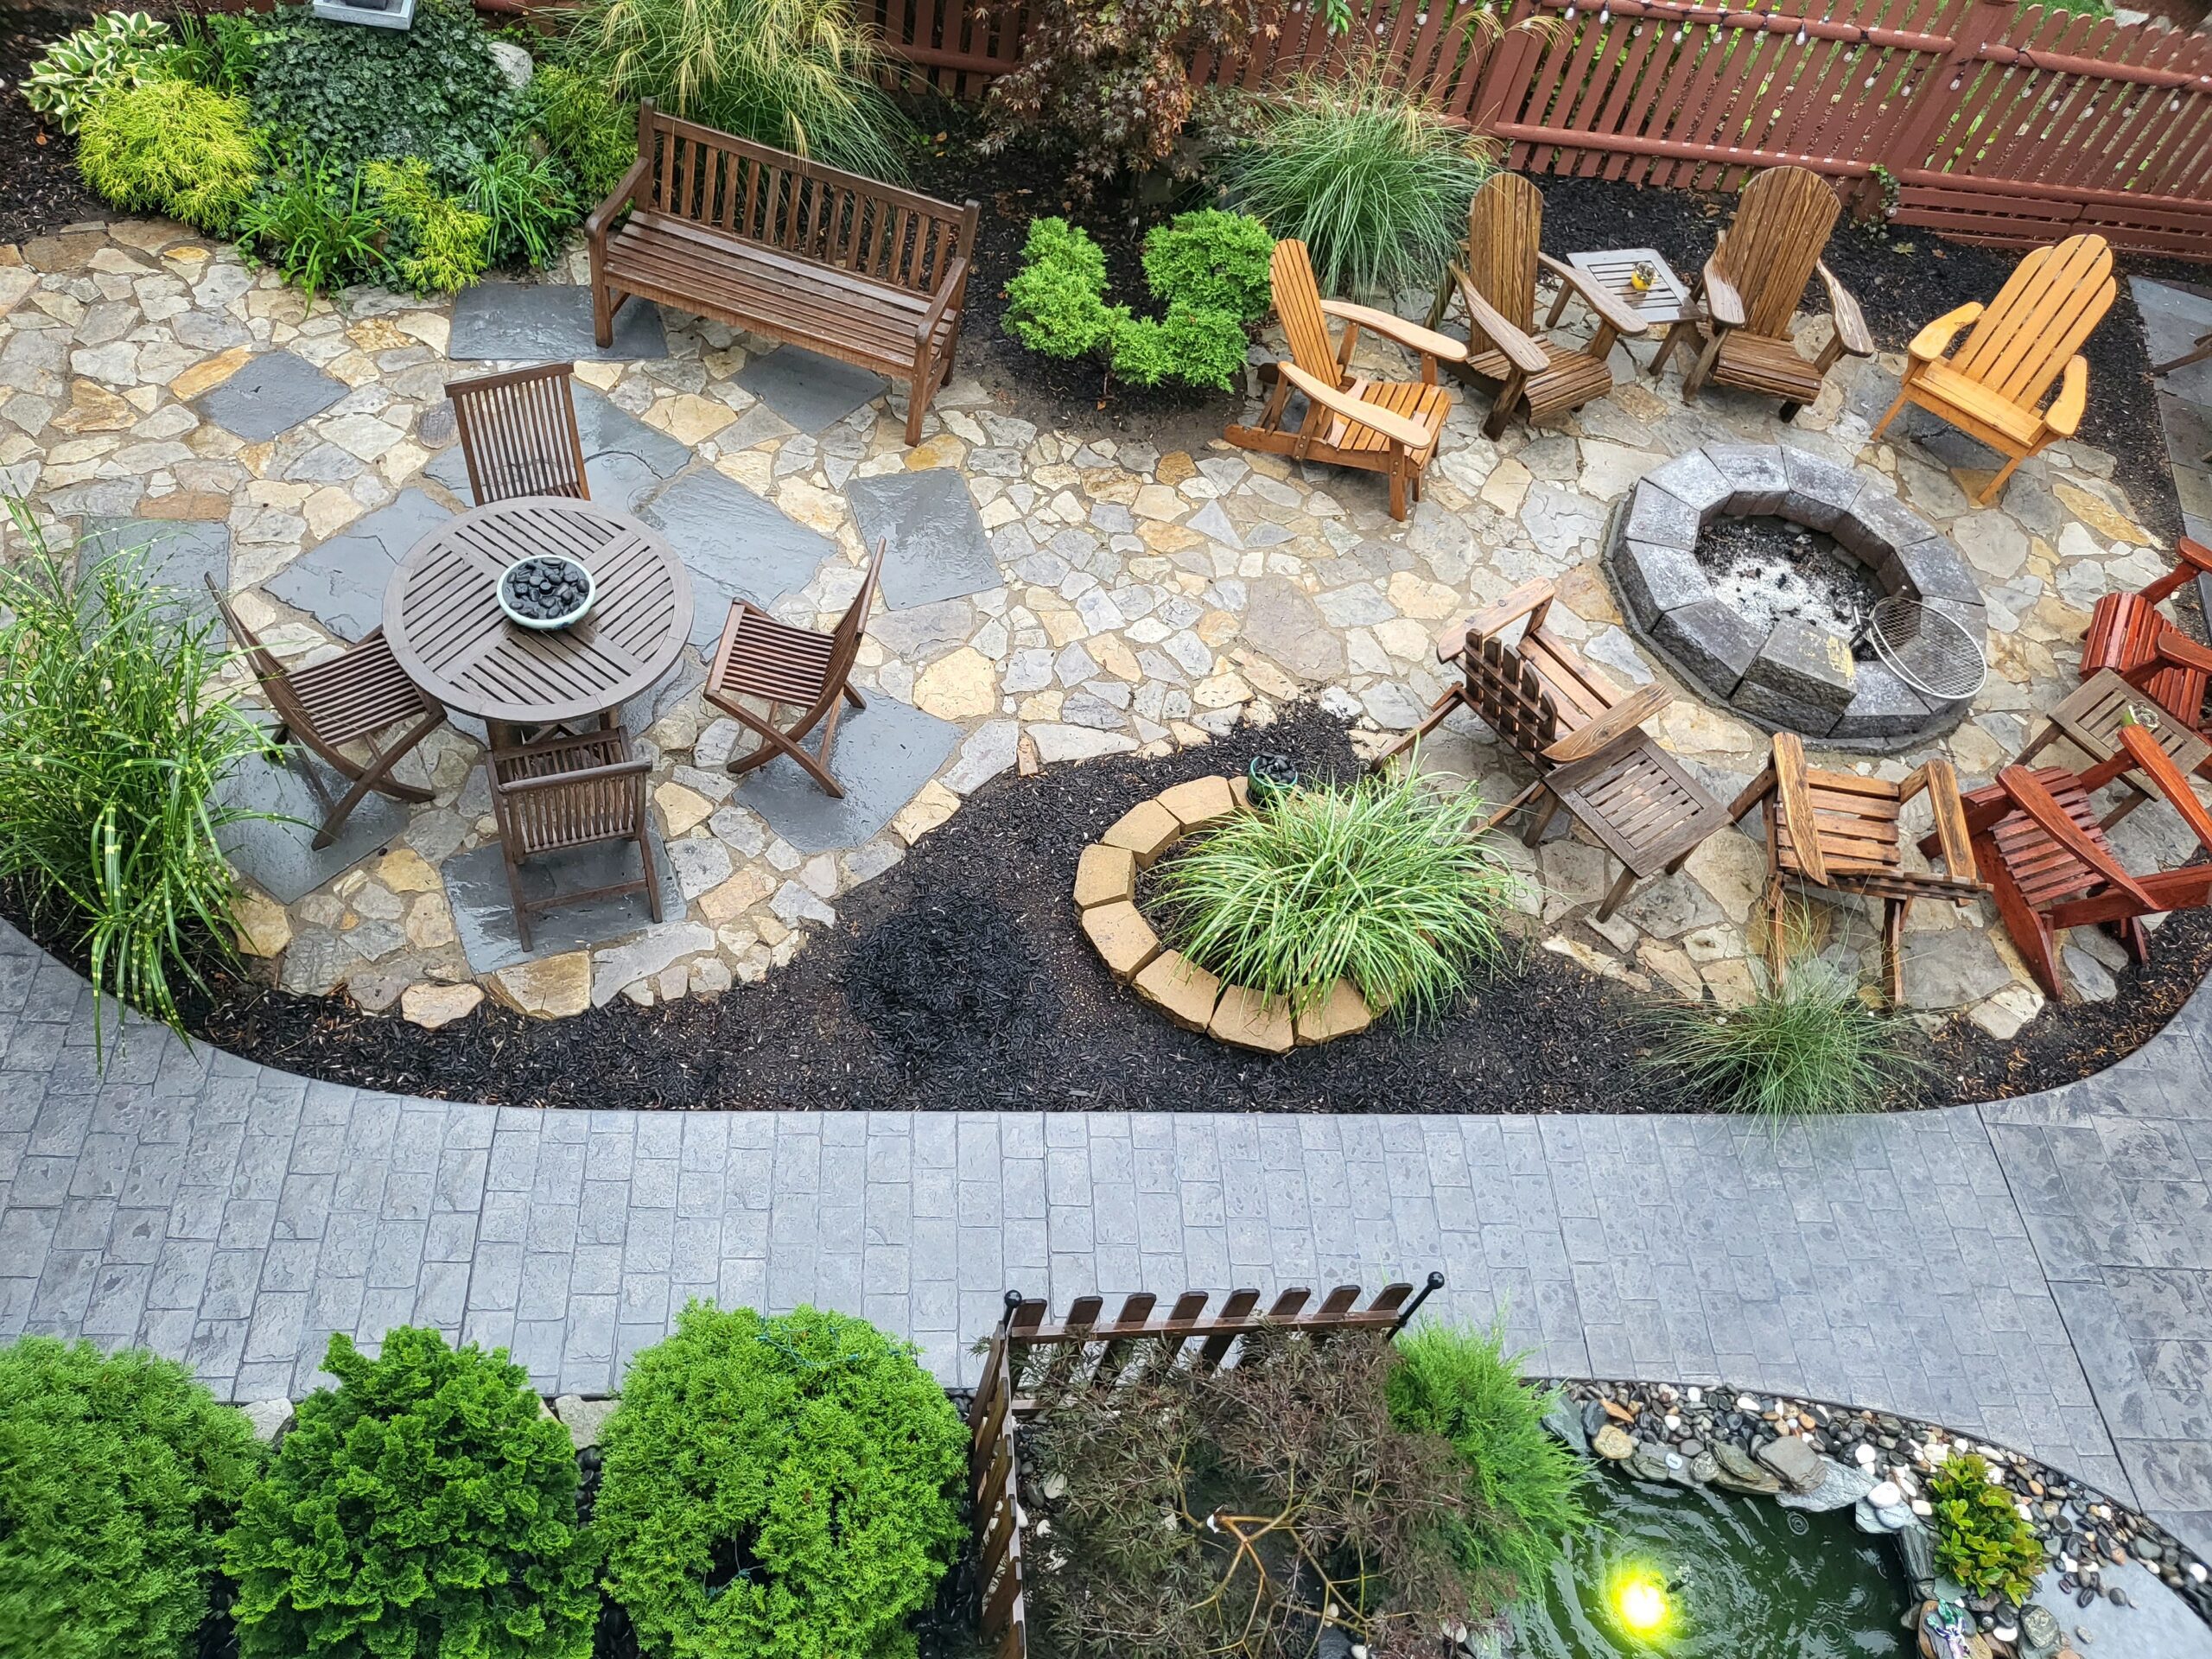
1652,165,1873,421
1872,234,2115,505
2014,650,2212,830
1926,721,2212,1001
1726,732,1982,1002
1424,172,1645,440
2080,536,2212,713
1373,578,1727,919
1225,238,1462,521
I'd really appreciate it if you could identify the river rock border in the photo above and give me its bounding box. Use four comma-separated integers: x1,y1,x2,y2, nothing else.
1074,775,1377,1054
1605,442,1988,751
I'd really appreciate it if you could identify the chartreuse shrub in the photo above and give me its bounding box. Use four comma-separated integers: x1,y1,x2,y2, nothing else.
0,1337,263,1659
1386,1321,1591,1609
1927,1452,2044,1603
525,64,638,201
75,78,262,234
22,10,181,135
366,158,492,294
1003,210,1270,391
595,1303,966,1659
224,1327,599,1659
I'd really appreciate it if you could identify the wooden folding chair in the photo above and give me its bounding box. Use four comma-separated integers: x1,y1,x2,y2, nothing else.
1726,732,1983,1002
703,540,884,798
487,726,661,950
445,362,590,506
204,575,443,850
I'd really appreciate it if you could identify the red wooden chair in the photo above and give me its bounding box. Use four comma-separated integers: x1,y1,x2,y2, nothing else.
445,362,589,506
1929,722,2212,1001
487,726,661,949
2080,536,2212,727
703,540,884,798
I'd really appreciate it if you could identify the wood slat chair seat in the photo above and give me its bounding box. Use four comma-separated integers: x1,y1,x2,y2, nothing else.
588,103,978,447
1226,238,1462,520
1873,233,2115,505
1726,731,1983,1001
205,575,444,851
704,540,884,798
1653,165,1873,423
1374,576,1722,918
446,362,588,506
488,726,662,950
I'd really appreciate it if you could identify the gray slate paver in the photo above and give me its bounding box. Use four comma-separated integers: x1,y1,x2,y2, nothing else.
216,748,410,906
79,518,230,625
733,346,887,432
447,283,669,363
639,471,837,646
192,351,347,443
264,488,451,643
442,830,683,976
735,694,958,855
845,467,1001,610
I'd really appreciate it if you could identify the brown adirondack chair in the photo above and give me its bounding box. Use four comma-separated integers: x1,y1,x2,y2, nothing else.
204,575,444,850
1726,732,1982,1001
1872,234,2115,505
1426,172,1645,440
703,540,884,798
445,362,590,506
2014,652,2212,830
488,725,662,950
1653,165,1873,422
1929,721,2212,1001
1225,238,1462,521
1374,578,1726,919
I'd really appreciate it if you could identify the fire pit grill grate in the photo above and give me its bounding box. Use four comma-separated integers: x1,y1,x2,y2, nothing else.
1859,594,1989,702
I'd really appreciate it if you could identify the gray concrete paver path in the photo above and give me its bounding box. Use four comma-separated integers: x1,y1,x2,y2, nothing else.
2,921,2210,1558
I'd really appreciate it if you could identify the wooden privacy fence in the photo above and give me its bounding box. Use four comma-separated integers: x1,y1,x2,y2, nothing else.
861,0,2212,259
966,1276,1444,1659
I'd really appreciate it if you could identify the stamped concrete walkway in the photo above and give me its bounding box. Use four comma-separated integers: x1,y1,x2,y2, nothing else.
1,922,2209,1557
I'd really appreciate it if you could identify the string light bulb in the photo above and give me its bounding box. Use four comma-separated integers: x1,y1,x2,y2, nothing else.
1795,22,1808,43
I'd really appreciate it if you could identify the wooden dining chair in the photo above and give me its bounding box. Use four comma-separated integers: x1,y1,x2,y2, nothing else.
204,575,443,850
1651,165,1873,422
703,540,885,799
487,726,661,950
444,362,590,506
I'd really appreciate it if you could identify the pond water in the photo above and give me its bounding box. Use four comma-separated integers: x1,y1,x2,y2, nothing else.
1509,1469,1917,1659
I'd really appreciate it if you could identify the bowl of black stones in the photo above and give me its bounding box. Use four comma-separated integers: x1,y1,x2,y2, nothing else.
497,554,595,631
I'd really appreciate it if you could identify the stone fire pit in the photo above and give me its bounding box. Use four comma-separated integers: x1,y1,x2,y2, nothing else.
1608,443,1987,747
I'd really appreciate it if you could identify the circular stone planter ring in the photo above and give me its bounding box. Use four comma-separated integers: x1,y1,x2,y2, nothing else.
1073,776,1376,1054
1606,442,1989,752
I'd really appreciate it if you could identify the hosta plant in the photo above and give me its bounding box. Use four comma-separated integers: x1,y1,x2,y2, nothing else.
22,10,179,135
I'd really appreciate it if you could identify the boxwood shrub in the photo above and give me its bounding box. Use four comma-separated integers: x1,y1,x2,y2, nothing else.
224,1327,599,1659
595,1303,966,1659
0,1337,263,1659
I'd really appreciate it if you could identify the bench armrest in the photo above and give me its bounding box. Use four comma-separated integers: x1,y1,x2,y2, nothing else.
1449,270,1548,374
1318,298,1469,365
916,255,970,347
1538,252,1648,339
1465,577,1556,645
1908,302,1981,363
2044,354,2088,440
1540,682,1673,765
1277,361,1433,450
586,156,652,249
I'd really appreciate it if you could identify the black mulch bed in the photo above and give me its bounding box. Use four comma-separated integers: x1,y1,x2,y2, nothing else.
10,704,2198,1114
0,0,124,245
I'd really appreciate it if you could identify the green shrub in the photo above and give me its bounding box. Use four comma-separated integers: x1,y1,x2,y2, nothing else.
1109,303,1247,391
1225,55,1496,296
1386,1322,1590,1608
170,7,264,97
1641,959,1923,1116
22,10,180,135
0,506,276,1046
1926,1453,2044,1603
237,150,386,300
1003,216,1121,359
595,1303,966,1659
565,0,906,179
0,1337,263,1659
1154,768,1518,1020
75,77,261,234
465,139,579,268
250,0,517,182
1141,208,1274,324
366,157,491,293
525,64,637,200
224,1327,599,1659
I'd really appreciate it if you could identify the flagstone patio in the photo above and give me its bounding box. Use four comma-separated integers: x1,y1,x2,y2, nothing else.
3,219,2205,1032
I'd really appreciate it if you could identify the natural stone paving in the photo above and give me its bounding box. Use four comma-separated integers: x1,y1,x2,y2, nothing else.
2,917,2210,1560
8,219,2210,1026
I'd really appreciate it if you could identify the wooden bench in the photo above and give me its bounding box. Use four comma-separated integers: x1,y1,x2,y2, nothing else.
587,103,978,446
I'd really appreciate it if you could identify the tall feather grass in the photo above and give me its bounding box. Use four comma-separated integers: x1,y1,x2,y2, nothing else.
1153,769,1518,1020
0,505,276,1052
1641,958,1924,1116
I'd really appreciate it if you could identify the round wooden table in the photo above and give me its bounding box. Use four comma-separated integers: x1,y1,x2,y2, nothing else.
385,496,693,747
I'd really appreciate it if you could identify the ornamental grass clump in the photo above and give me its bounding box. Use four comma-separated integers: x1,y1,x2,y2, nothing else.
1926,1452,2045,1604
224,1327,600,1659
1154,769,1517,1020
0,1338,264,1659
594,1303,966,1659
1641,958,1924,1116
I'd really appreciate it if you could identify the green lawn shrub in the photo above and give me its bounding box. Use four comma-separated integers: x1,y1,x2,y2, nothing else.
224,1327,598,1659
594,1303,965,1659
525,64,638,201
1926,1452,2044,1603
0,1338,263,1659
75,78,262,234
1641,958,1923,1116
22,10,181,134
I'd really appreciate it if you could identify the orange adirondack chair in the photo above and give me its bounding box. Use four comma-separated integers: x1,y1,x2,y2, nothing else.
1226,238,1462,520
1872,233,2115,505
2080,537,2212,724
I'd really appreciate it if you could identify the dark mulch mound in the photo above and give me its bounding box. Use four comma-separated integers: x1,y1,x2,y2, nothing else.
6,704,2199,1114
0,1,113,244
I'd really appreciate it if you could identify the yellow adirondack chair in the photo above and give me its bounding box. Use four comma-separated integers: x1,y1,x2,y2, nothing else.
1872,233,2115,505
1652,165,1873,421
1427,171,1646,439
1225,238,1462,521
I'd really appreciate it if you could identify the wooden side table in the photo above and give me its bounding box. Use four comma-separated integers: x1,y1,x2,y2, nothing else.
1546,247,1694,349
2016,668,2212,828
